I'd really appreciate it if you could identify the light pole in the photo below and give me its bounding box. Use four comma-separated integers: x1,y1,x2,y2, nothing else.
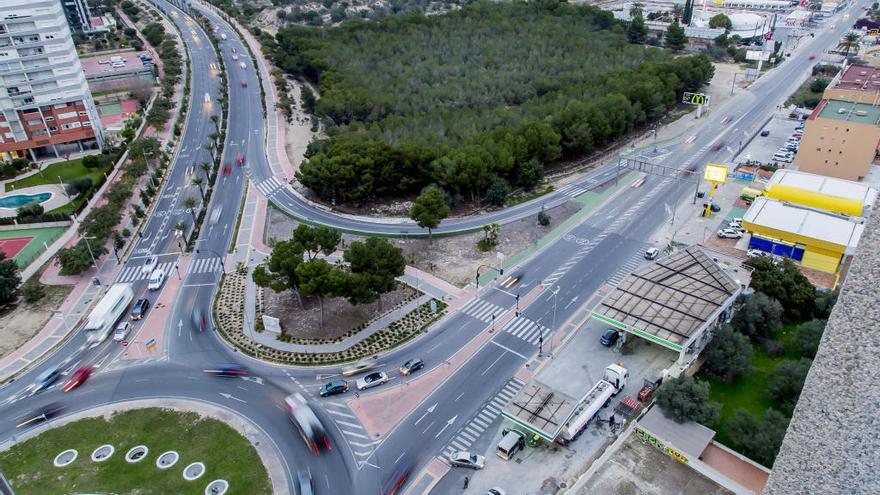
58,176,69,199
546,286,560,357
174,263,182,280
82,235,100,285
196,248,225,272
143,151,156,188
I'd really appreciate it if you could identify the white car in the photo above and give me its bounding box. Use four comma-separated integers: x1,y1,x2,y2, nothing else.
113,321,131,342
356,371,389,391
747,249,769,259
717,228,744,239
449,451,485,469
232,53,239,60
147,267,166,290
644,247,659,260
141,256,158,275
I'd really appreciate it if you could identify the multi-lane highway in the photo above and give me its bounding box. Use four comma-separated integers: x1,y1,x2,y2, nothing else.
0,1,869,493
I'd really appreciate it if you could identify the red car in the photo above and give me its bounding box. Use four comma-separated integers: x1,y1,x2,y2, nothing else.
236,153,245,166
62,365,94,392
808,55,817,60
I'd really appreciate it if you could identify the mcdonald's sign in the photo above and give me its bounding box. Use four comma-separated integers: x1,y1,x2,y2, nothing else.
682,92,710,106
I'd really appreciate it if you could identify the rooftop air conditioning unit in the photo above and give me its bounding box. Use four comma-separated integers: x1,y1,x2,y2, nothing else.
838,108,847,113
855,110,868,116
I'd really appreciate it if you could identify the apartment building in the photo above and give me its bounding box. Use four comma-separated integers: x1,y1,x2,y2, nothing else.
0,0,103,162
61,0,92,33
822,63,880,105
792,99,880,181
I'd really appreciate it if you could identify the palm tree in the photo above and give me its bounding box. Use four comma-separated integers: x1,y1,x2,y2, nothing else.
838,32,860,57
183,197,198,224
672,4,684,21
174,221,186,234
192,176,205,198
210,114,220,131
208,131,219,143
200,161,212,176
629,2,643,18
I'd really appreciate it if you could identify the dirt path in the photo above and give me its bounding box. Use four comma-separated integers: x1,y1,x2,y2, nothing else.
0,284,73,360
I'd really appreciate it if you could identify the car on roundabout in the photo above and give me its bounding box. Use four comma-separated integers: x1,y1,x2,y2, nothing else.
16,402,64,428
284,393,331,455
319,380,349,397
341,361,376,377
203,363,249,377
32,367,61,394
62,365,94,392
399,358,424,376
357,371,389,391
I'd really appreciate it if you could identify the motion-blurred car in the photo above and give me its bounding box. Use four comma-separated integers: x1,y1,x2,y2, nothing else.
296,469,313,495
192,308,207,332
341,361,376,377
356,371,389,391
16,402,64,428
382,464,411,495
399,358,424,376
319,380,349,397
203,364,249,377
130,298,150,320
32,368,61,393
499,272,522,289
284,393,331,454
113,321,131,342
62,365,94,392
449,451,485,469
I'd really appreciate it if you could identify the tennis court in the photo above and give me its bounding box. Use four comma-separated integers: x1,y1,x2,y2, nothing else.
0,227,67,267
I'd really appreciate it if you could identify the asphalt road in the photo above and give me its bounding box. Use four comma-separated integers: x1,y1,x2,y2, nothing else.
0,2,869,494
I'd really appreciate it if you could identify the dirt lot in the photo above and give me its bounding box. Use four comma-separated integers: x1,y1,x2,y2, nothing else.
576,436,733,495
0,284,73,360
263,283,418,342
265,199,581,287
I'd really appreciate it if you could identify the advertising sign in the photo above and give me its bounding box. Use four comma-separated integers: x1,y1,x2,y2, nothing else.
704,164,729,184
682,92,710,106
746,50,772,61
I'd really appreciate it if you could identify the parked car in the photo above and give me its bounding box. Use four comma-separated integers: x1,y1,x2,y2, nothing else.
759,129,770,137
141,256,158,275
600,328,620,347
747,249,770,259
62,365,94,392
399,358,425,376
717,228,744,239
356,371,389,391
342,361,376,377
319,380,349,397
113,321,131,342
644,247,659,260
130,298,150,320
487,489,507,495
449,451,485,469
147,267,166,290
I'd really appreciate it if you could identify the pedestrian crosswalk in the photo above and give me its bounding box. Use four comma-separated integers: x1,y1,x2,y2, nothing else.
607,252,646,287
254,177,283,197
188,257,223,275
117,262,174,283
458,298,507,323
442,377,525,459
322,400,380,468
501,316,553,346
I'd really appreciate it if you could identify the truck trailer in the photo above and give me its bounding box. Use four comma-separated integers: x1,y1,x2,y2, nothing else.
82,283,134,347
558,363,628,444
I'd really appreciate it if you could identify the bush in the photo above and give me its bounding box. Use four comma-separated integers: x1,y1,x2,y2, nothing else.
21,282,46,303
82,155,101,168
654,376,721,426
16,202,44,219
794,319,826,359
809,77,831,93
731,292,783,339
65,177,93,197
726,408,790,467
484,179,510,206
762,339,786,357
537,209,551,226
767,358,812,415
703,325,752,382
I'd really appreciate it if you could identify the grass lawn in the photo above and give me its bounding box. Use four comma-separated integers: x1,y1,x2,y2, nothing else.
699,324,802,446
0,408,271,495
5,158,108,192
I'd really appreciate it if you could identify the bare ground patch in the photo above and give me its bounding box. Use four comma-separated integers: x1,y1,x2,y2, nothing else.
0,284,74,360
265,200,582,287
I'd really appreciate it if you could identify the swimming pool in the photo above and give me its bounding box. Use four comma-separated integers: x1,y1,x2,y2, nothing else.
0,192,52,208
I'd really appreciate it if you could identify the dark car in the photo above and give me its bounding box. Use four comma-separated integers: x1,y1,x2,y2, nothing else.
130,298,150,320
296,469,313,495
203,363,249,377
759,130,770,137
600,328,621,347
399,358,425,376
32,368,61,393
319,380,349,397
16,402,64,428
382,464,411,495
192,308,207,332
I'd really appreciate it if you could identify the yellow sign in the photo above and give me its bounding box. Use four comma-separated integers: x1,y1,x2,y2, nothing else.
704,163,728,184
870,29,879,36
682,92,710,106
715,0,724,5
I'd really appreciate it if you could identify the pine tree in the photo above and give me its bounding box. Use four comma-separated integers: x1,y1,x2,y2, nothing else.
665,20,687,52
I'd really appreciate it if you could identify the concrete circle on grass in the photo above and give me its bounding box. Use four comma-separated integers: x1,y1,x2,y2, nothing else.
156,450,180,469
90,444,114,462
125,445,149,463
53,449,77,467
205,479,229,495
183,462,206,481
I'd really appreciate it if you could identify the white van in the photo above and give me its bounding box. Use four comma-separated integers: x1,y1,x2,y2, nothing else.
147,267,166,291
496,429,525,461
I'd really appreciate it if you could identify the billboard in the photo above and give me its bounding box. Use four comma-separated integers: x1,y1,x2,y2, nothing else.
682,92,710,106
746,50,772,61
704,163,729,184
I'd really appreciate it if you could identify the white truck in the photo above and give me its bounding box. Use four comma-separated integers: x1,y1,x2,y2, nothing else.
82,283,134,347
558,363,628,444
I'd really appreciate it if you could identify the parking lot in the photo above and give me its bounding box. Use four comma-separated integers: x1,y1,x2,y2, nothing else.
438,318,677,495
734,114,805,168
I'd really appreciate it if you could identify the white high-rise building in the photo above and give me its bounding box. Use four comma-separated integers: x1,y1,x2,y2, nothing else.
0,0,103,162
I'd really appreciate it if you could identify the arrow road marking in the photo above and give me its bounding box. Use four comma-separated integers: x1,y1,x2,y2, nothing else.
241,376,264,385
434,415,458,439
414,403,437,426
178,320,183,337
564,296,578,310
219,393,246,403
315,373,340,380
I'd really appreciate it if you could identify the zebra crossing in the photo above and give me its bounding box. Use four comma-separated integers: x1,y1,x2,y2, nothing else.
607,252,647,287
323,401,381,468
188,257,223,275
441,377,525,459
254,177,283,197
501,316,553,346
117,262,174,283
458,298,507,323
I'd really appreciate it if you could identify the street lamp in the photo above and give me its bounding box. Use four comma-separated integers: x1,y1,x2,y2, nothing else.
196,248,225,273
58,176,69,199
82,235,101,285
546,286,561,357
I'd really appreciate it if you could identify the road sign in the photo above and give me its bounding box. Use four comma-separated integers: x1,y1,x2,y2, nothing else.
146,338,157,350
682,92,710,106
746,50,771,61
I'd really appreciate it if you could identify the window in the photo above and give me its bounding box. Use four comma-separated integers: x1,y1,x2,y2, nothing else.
82,121,91,127
48,126,57,131
77,111,87,116
44,116,53,121
31,129,46,136
57,111,77,119
61,122,81,129
25,119,40,125
53,103,68,109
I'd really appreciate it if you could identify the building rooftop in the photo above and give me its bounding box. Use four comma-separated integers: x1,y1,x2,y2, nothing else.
638,405,715,460
742,197,865,252
814,99,880,125
502,380,579,441
765,169,878,216
833,63,880,92
591,246,741,352
80,51,153,78
763,207,880,494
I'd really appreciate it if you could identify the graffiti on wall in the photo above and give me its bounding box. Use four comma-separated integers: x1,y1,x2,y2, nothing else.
636,427,690,464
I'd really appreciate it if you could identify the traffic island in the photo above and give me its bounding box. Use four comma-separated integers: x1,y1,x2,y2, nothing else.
0,408,271,495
